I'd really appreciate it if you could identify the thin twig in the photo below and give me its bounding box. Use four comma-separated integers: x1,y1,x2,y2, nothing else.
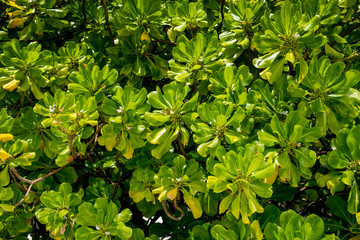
247,47,253,74
152,40,176,45
340,21,360,38
14,183,33,207
161,198,185,221
86,123,105,151
115,150,122,163
68,134,77,158
177,134,189,160
10,164,69,186
24,91,34,106
10,167,33,184
331,51,359,62
192,71,198,93
288,61,296,77
319,22,360,57
157,43,171,55
11,162,71,207
216,0,225,33
115,133,121,147
82,0,86,27
9,168,26,191
303,48,310,60
101,0,115,46
111,164,123,200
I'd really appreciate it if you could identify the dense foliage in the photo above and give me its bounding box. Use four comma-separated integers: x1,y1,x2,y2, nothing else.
0,0,360,239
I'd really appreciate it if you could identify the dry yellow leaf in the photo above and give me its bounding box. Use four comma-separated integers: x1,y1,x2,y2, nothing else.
0,134,14,143
2,80,20,91
141,29,150,43
7,10,22,19
167,188,178,200
8,0,23,10
9,17,27,28
0,148,12,162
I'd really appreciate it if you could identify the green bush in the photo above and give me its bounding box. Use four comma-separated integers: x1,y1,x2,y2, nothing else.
0,0,360,239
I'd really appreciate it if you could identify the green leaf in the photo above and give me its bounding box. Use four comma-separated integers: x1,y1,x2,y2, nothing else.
262,59,285,84
182,188,202,219
76,202,97,227
0,203,15,212
259,205,280,229
304,214,324,240
264,223,286,240
258,130,279,146
75,227,100,240
219,194,233,214
253,51,281,69
0,187,14,201
144,113,170,126
298,55,308,83
192,225,210,240
328,150,350,169
211,225,237,240
116,208,132,223
348,181,360,215
325,44,344,59
68,83,89,95
108,221,133,240
216,115,227,127
294,148,316,168
250,181,272,198
56,167,78,183
270,115,287,140
327,196,354,224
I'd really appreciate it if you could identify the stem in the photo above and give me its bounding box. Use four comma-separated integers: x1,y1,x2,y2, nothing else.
10,164,69,185
192,71,198,94
190,28,194,38
101,0,115,46
111,164,123,200
247,47,253,74
24,91,34,106
303,48,309,60
340,21,360,38
177,134,189,160
115,150,121,163
82,0,86,27
331,51,359,62
115,133,121,147
161,198,184,221
287,61,296,77
86,123,105,152
152,40,176,45
157,43,171,55
14,183,33,207
68,134,77,158
319,22,360,57
216,0,225,33
11,163,71,207
9,168,26,191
